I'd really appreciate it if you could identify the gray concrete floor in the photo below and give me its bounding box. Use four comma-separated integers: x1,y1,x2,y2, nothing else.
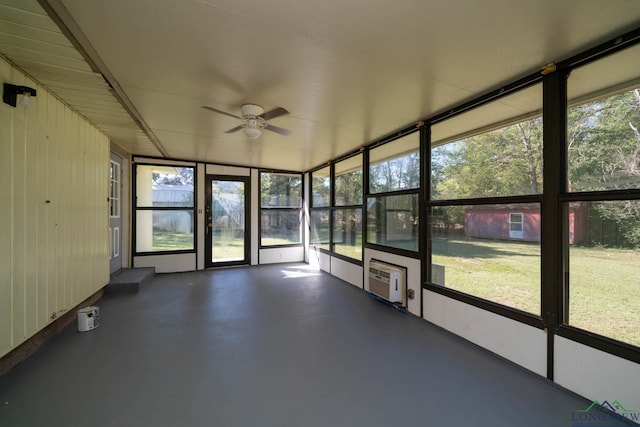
0,263,630,426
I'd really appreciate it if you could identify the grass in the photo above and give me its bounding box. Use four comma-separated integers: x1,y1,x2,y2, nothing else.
152,231,194,251
432,237,640,347
212,234,245,261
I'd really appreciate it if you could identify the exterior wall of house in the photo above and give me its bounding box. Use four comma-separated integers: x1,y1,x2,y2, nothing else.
569,203,588,245
465,208,541,242
0,57,109,358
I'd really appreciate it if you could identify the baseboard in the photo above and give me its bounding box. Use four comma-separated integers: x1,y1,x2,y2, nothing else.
0,288,105,377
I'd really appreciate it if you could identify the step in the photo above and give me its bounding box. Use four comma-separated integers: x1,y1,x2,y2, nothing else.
105,267,155,294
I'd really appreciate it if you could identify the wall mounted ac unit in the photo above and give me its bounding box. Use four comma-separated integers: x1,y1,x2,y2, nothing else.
368,260,406,306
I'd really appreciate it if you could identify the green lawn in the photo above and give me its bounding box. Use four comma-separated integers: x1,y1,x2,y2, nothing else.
152,232,194,251
432,238,640,347
212,235,245,261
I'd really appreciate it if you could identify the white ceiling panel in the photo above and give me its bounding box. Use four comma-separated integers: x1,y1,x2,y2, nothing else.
1,0,639,171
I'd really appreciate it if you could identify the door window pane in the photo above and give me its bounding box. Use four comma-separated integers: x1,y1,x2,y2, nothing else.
211,180,245,262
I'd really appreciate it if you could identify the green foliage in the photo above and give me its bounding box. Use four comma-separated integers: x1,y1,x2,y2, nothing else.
432,119,543,200
335,169,363,205
568,88,640,248
568,89,640,192
260,173,302,207
370,152,420,193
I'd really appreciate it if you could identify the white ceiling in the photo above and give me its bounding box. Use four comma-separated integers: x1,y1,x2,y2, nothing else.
2,0,640,171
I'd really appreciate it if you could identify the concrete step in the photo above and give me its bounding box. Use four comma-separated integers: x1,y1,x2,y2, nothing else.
106,267,155,294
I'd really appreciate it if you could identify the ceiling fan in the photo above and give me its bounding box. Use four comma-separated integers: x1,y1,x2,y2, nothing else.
202,103,291,139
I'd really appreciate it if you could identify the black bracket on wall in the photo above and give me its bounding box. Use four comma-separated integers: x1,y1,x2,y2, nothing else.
3,83,37,107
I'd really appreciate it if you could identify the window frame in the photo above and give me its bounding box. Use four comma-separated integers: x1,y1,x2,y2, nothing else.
309,153,365,264
133,161,197,256
424,81,546,328
259,170,304,248
557,52,640,356
365,131,422,258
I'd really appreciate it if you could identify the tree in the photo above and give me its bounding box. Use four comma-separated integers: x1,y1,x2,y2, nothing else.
432,118,543,200
568,87,640,247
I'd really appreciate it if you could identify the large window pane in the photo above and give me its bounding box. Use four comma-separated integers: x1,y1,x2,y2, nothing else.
311,166,331,207
261,210,301,245
564,46,640,347
430,204,541,315
136,165,194,207
260,172,303,247
335,155,362,206
333,208,362,260
136,210,194,252
369,133,420,193
431,86,543,201
134,163,195,254
367,194,418,251
567,85,640,192
310,209,330,251
261,173,302,207
566,200,640,346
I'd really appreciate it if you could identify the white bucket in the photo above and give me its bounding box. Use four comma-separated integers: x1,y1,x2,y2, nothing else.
77,306,100,332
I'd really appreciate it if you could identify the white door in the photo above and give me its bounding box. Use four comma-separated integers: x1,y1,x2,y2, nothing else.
109,152,123,274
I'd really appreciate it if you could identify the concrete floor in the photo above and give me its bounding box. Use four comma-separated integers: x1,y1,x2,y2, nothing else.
0,263,631,426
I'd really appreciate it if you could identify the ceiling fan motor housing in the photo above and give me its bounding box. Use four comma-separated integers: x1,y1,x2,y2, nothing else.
241,103,264,118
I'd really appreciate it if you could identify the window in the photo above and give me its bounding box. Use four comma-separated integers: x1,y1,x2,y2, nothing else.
509,213,524,239
310,155,363,261
109,160,120,218
333,208,362,260
335,156,362,206
134,164,195,253
368,193,418,251
334,155,363,260
310,167,331,250
260,172,302,246
311,166,330,207
430,204,541,314
310,209,330,251
367,134,420,253
564,44,640,347
428,84,543,315
369,133,419,193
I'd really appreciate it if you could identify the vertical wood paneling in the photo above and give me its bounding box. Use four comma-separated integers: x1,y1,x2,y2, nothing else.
36,88,49,330
24,76,38,338
0,57,110,358
11,67,26,346
53,101,65,318
46,93,59,321
0,58,13,356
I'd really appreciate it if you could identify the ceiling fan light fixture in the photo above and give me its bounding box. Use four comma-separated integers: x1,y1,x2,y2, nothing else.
243,127,262,140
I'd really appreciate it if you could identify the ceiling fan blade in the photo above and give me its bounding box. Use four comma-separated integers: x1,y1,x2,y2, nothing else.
264,123,291,136
225,125,244,133
202,105,242,120
261,106,289,121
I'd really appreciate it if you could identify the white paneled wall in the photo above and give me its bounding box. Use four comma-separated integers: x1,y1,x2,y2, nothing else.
0,57,109,358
